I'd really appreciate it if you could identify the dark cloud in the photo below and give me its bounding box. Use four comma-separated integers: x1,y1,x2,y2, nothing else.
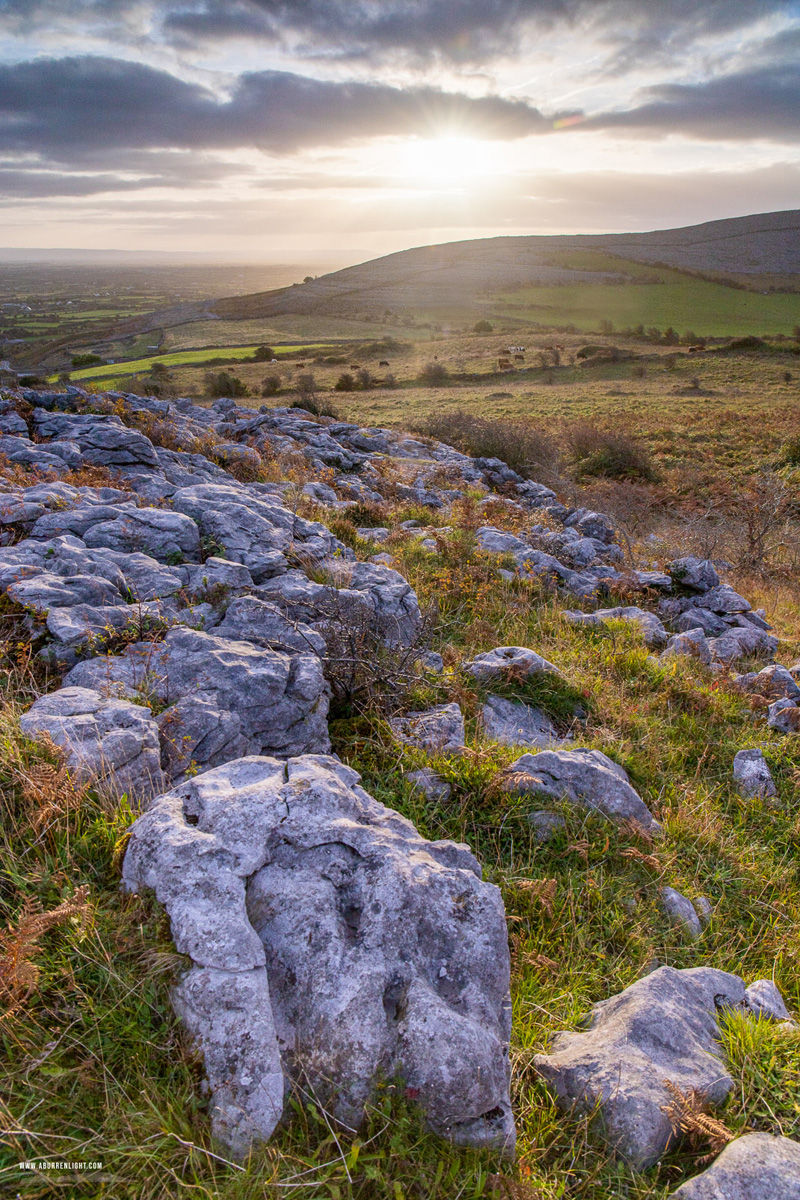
161,0,797,66
0,55,553,161
0,0,794,67
0,169,165,196
586,64,800,142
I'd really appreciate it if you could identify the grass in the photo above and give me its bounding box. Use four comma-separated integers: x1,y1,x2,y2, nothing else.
65,343,337,383
3,384,800,1197
495,275,800,338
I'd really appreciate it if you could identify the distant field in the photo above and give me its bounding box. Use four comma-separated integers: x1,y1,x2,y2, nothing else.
495,272,800,336
67,342,334,381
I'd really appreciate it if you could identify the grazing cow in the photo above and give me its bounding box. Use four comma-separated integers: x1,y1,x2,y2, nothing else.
498,358,512,369
379,359,390,367
514,353,525,362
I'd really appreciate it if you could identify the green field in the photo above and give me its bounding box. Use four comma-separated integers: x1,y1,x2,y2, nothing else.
67,342,334,381
497,274,800,336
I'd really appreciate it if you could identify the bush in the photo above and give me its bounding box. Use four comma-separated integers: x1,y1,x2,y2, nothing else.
204,370,249,398
566,422,657,482
334,372,356,392
260,373,281,397
473,320,493,334
419,361,450,386
416,410,559,478
357,368,375,390
252,345,274,362
291,396,340,419
71,353,105,368
383,373,398,389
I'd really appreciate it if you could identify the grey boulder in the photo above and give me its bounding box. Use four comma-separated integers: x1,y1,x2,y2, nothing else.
733,749,777,800
122,755,515,1156
669,557,719,592
661,628,712,664
19,685,165,802
564,607,668,649
482,694,565,749
503,748,660,832
767,698,800,733
463,645,561,683
391,703,466,755
660,887,703,940
534,965,745,1170
745,979,794,1024
669,1132,800,1198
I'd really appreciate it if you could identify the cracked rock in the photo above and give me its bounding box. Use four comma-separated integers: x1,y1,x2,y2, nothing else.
122,755,515,1156
670,1132,800,1199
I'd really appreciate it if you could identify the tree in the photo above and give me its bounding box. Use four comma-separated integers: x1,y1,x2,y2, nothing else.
356,368,375,390
334,372,356,392
252,345,275,362
303,275,314,284
260,373,281,396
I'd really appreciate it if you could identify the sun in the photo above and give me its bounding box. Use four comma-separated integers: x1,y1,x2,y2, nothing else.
396,135,500,187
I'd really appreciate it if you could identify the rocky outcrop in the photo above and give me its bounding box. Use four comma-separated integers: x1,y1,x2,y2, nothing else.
122,755,515,1156
390,703,466,755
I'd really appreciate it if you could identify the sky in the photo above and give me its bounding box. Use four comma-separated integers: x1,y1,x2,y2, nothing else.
0,0,798,263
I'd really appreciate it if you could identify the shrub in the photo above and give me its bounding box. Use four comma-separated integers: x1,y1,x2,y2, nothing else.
71,353,104,368
357,368,375,390
473,320,493,333
252,345,274,362
295,372,317,401
416,410,559,478
204,370,248,398
383,373,398,389
566,422,657,482
419,361,450,386
334,372,356,392
260,373,281,397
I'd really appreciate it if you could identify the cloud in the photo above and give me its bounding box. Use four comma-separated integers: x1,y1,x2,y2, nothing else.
0,55,554,163
0,0,795,68
587,63,800,141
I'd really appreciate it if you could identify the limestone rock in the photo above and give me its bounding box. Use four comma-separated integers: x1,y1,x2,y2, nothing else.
83,507,200,561
745,979,794,1024
391,703,466,755
503,748,660,832
482,694,564,749
767,698,800,733
708,625,779,664
407,768,451,802
733,749,777,799
660,887,703,940
19,685,164,802
564,606,668,649
669,557,719,592
527,811,566,843
122,755,515,1155
661,628,711,664
735,665,800,702
463,645,561,683
669,1132,800,1198
64,626,330,761
534,965,745,1170
215,596,325,655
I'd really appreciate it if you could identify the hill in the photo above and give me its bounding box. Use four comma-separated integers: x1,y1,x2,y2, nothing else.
209,209,800,323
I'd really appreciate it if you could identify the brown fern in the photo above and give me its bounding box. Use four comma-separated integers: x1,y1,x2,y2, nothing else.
620,846,661,869
661,1080,735,1162
517,878,557,917
0,886,92,1020
17,747,89,833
